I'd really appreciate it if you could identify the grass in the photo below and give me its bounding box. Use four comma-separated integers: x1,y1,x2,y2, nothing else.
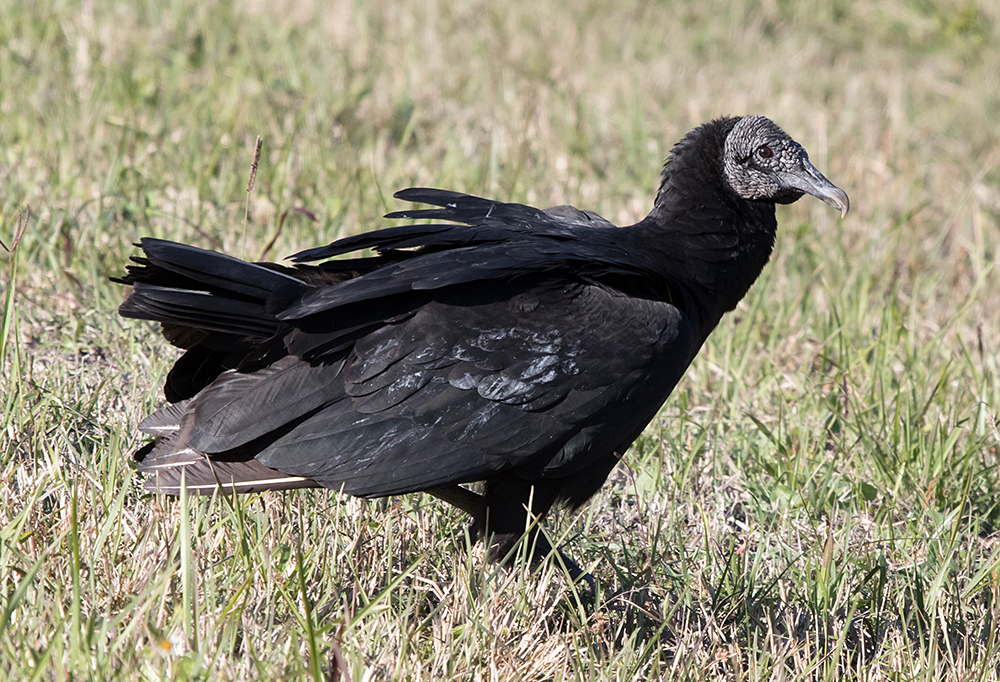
1,0,999,678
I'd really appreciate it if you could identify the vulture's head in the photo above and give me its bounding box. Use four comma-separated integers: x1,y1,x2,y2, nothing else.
657,115,850,220
722,115,850,217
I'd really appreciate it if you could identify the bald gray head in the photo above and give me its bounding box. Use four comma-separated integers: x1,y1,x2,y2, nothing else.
723,116,849,217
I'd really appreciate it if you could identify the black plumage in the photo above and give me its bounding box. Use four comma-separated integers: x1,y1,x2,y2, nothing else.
117,116,848,581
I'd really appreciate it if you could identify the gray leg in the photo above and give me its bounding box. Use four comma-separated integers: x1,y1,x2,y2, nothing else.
426,485,486,521
426,482,595,595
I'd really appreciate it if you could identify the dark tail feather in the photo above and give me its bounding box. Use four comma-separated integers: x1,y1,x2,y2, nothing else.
120,284,281,337
117,238,308,339
130,238,302,299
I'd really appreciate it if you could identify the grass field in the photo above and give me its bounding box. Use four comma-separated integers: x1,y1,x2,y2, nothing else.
2,0,999,678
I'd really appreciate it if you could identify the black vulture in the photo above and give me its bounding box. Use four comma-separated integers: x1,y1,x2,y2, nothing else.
117,116,848,582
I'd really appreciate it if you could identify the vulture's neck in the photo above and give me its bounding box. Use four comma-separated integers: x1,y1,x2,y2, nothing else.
623,150,778,328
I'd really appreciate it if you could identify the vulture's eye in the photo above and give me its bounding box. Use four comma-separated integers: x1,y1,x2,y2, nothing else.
757,145,773,159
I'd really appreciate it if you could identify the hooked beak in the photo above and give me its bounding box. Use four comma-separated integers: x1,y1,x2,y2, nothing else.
780,158,850,218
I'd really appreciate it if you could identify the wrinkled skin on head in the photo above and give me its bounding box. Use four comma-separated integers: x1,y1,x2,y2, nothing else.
723,115,850,216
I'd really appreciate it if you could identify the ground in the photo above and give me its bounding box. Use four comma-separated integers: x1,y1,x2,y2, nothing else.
1,0,999,679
